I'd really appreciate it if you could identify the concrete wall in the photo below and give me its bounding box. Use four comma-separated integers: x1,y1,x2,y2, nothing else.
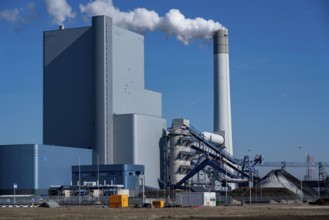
0,144,91,195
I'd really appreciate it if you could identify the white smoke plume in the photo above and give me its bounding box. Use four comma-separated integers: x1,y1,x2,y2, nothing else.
45,0,76,25
80,0,225,45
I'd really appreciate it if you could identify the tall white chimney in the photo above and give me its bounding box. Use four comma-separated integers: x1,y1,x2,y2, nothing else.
213,29,233,155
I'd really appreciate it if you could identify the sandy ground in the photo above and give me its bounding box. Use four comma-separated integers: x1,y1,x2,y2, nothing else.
1,204,329,220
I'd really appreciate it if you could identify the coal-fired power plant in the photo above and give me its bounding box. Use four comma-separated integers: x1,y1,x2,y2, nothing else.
2,9,329,204
2,0,329,206
167,29,236,189
213,29,233,155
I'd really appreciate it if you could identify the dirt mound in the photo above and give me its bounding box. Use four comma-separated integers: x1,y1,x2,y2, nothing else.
230,187,296,197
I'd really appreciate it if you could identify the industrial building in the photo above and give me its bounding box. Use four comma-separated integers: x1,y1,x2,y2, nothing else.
0,144,91,195
71,164,144,191
44,15,166,188
0,15,166,194
0,16,235,195
1,14,328,203
43,15,166,188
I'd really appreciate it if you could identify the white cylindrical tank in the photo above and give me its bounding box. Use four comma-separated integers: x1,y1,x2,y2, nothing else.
202,131,224,145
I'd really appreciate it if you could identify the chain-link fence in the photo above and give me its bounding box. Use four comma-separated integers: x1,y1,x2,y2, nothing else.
0,189,323,207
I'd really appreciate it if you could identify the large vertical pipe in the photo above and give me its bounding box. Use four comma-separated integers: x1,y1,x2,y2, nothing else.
213,29,233,155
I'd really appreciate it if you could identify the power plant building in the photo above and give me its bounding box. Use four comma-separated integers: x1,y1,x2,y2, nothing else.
43,15,166,188
0,15,236,194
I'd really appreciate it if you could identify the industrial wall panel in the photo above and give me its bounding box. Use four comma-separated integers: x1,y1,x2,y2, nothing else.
38,145,91,189
135,114,166,188
43,27,94,149
111,26,162,117
113,114,166,188
112,25,145,95
112,25,144,115
0,144,91,194
140,90,162,116
113,114,134,164
0,145,35,190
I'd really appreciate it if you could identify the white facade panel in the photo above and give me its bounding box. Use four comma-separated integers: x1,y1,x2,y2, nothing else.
112,25,144,114
112,25,162,117
113,114,166,188
135,114,166,188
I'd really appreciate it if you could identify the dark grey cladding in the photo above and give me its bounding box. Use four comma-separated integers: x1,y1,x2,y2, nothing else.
43,26,94,149
213,29,228,54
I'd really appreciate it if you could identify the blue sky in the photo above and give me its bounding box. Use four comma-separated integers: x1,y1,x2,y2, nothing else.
0,0,328,176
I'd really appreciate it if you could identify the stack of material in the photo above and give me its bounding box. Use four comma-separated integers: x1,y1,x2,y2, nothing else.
257,169,318,201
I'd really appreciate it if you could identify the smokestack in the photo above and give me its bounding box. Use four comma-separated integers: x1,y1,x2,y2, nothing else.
213,29,233,155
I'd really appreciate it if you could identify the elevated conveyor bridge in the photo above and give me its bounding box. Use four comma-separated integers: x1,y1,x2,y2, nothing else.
171,124,262,189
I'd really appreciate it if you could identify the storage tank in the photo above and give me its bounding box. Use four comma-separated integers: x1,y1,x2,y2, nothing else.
201,131,224,145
